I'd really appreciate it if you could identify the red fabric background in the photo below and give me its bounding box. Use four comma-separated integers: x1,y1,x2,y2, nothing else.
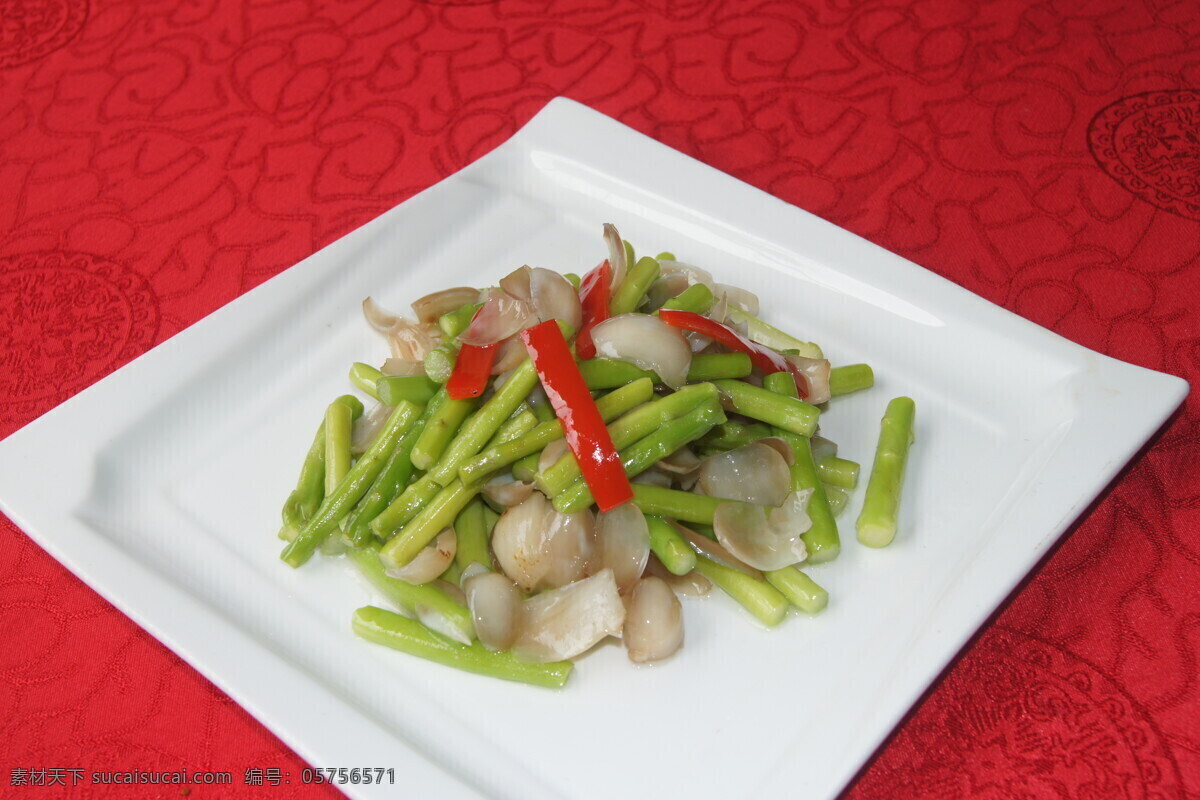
2,1,1197,797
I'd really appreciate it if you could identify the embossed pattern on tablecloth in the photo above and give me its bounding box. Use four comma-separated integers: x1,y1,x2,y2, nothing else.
0,1,1197,797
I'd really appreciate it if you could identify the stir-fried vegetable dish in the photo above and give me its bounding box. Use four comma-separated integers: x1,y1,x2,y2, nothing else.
277,224,915,687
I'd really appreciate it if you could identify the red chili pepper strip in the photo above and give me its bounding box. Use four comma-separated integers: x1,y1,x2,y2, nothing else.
520,320,632,512
658,308,810,398
446,342,499,400
574,260,612,360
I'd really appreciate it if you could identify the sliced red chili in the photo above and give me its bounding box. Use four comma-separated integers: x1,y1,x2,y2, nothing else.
520,319,632,512
658,308,809,398
445,304,501,403
574,260,612,360
446,341,499,399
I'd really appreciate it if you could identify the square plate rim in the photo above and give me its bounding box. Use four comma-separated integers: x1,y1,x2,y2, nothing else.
0,97,1189,800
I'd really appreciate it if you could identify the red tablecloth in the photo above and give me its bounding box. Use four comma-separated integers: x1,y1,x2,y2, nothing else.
2,2,1197,798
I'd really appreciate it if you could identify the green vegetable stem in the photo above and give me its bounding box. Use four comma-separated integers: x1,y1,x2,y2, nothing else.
856,396,916,548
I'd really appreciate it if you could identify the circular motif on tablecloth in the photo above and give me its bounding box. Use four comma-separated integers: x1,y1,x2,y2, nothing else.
0,0,89,69
0,252,160,409
1088,90,1200,221
851,626,1182,799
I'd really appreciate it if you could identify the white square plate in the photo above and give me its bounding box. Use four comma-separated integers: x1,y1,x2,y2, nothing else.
0,98,1187,800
